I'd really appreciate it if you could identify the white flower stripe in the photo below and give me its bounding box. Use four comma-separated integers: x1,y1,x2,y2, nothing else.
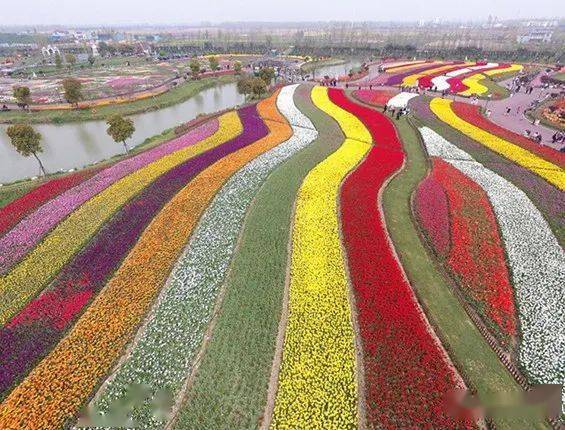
420,127,565,389
89,84,318,429
386,92,419,108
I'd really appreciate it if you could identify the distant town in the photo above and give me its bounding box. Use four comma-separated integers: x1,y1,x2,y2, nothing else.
1,18,563,75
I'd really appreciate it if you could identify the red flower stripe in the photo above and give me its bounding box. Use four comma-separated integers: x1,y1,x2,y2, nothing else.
0,170,96,237
328,88,474,428
414,171,450,257
432,158,518,339
451,101,565,168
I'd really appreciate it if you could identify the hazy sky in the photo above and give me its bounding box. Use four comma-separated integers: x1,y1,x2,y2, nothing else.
1,0,563,26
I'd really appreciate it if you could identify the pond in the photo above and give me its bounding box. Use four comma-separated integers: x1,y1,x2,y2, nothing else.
0,81,244,184
310,59,363,80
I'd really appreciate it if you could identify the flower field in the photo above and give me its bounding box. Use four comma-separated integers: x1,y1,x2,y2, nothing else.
372,61,523,96
0,81,562,429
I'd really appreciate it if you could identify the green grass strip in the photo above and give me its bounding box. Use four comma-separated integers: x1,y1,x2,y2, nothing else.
173,84,344,429
382,115,548,430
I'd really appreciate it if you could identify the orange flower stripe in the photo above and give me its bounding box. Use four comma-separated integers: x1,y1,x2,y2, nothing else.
0,93,292,430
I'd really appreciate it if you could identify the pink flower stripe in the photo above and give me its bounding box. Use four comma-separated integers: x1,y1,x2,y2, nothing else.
352,89,398,107
414,169,450,257
0,170,98,237
0,119,219,274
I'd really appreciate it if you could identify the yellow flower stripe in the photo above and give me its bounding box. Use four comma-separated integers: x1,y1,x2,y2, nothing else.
459,64,524,96
430,98,565,189
402,62,473,87
0,111,242,326
483,63,523,77
385,60,442,74
0,93,292,430
271,86,370,429
459,73,490,96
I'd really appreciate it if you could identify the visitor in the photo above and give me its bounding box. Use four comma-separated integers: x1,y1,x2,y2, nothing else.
395,109,402,120
485,109,491,118
383,104,388,113
505,107,511,115
369,84,373,90
390,107,396,117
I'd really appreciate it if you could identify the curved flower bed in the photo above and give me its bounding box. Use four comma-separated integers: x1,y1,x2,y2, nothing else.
417,158,517,339
430,98,565,189
386,92,419,108
403,62,466,87
172,84,339,429
386,62,448,86
0,113,241,327
420,126,565,390
414,172,450,257
0,105,270,429
0,119,220,275
352,89,398,107
0,169,98,237
88,85,315,429
451,102,565,168
332,89,472,428
271,86,370,428
380,60,426,71
417,63,474,88
0,101,272,399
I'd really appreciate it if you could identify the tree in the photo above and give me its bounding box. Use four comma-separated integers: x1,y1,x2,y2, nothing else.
233,61,242,74
62,78,83,107
237,76,266,99
258,67,275,85
98,41,109,57
106,114,135,154
208,56,219,71
65,53,76,67
54,52,62,69
250,77,267,98
13,86,32,110
189,59,200,79
237,76,253,98
88,54,95,67
6,124,46,175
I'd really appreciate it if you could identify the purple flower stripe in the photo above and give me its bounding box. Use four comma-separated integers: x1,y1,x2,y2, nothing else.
385,63,454,86
415,174,450,257
0,104,268,398
0,119,220,274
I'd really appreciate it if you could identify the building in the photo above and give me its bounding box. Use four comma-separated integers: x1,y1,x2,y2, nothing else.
517,29,553,44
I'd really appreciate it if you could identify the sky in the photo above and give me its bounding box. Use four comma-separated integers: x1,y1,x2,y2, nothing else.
0,0,563,26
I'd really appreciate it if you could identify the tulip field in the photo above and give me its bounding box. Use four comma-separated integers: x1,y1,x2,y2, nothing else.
0,82,563,429
365,60,523,96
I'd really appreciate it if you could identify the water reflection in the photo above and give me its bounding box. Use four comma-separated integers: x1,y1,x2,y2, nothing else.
0,82,244,183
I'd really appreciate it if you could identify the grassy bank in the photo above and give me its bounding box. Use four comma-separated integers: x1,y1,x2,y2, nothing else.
382,115,547,429
0,75,238,124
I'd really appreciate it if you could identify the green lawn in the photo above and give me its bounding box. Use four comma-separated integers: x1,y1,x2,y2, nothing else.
173,84,344,429
382,115,548,429
0,75,238,124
